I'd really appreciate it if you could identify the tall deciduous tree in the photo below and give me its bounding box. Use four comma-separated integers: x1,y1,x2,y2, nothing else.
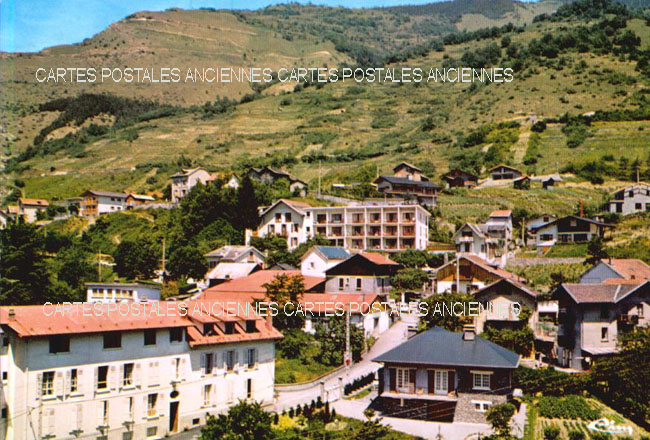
264,274,305,330
0,221,51,304
199,401,272,440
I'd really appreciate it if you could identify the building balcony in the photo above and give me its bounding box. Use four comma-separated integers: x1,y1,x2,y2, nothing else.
458,236,474,243
381,390,458,402
402,230,415,237
535,322,558,341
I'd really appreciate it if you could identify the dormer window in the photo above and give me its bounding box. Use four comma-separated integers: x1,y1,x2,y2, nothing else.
246,320,257,333
225,322,235,335
203,323,215,336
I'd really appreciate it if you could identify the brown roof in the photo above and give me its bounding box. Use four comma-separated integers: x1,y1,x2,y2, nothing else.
19,198,49,207
205,270,325,294
560,282,648,304
359,252,399,266
0,301,282,345
475,278,539,299
462,255,523,282
489,210,512,217
607,259,650,281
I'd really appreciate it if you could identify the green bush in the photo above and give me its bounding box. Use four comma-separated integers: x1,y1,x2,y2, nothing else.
568,430,585,440
544,425,561,440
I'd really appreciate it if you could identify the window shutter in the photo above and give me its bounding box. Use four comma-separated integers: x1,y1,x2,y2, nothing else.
65,370,71,397
142,395,148,419
254,348,259,366
489,372,494,391
55,371,64,397
409,369,416,392
134,363,141,387
428,370,435,394
448,371,455,393
94,367,99,391
75,404,83,430
77,369,84,395
118,365,124,389
46,408,55,434
213,352,218,374
97,401,104,425
158,393,165,417
389,368,396,392
110,366,118,390
234,351,239,370
181,358,188,378
200,353,205,375
219,351,225,370
36,373,42,400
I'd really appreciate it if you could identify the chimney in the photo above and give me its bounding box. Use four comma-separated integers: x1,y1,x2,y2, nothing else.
462,324,475,341
266,312,273,330
8,308,15,321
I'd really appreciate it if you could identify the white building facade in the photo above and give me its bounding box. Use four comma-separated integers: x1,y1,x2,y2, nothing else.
171,168,212,204
0,304,281,440
85,283,162,303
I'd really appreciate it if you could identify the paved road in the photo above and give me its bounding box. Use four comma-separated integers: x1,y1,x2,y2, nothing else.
274,316,413,411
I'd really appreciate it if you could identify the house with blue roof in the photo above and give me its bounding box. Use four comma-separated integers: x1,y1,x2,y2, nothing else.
372,325,520,423
300,246,350,278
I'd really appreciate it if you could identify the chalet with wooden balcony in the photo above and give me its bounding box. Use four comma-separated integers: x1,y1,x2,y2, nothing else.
488,164,523,181
604,182,650,215
374,162,440,207
373,326,520,423
324,252,399,295
554,281,650,370
433,255,524,294
442,169,478,189
529,215,613,247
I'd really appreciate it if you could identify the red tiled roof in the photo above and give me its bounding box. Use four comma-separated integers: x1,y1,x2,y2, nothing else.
607,259,650,281
19,198,49,207
301,293,384,314
206,270,325,294
0,301,283,345
462,255,523,282
359,252,399,266
490,210,512,217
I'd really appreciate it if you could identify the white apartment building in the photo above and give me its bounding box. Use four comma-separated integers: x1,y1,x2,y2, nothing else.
85,283,162,303
0,302,281,440
171,168,212,204
308,202,430,252
250,199,430,252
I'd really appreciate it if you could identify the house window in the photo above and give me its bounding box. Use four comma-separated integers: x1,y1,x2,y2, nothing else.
100,400,109,425
146,427,157,438
285,213,292,222
247,378,253,399
246,320,257,333
473,401,492,413
97,366,109,390
70,369,78,393
434,370,448,394
275,213,282,222
247,348,256,369
170,328,183,343
396,368,410,393
638,304,644,318
226,350,236,371
636,203,642,210
472,372,491,391
147,394,158,417
42,371,55,396
103,332,121,349
339,278,345,290
225,322,235,334
123,363,134,387
49,335,70,354
601,327,609,341
356,278,362,291
144,329,157,346
203,384,212,406
205,353,214,374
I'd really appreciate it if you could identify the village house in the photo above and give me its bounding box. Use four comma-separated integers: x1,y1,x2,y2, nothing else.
300,246,349,278
251,199,313,250
488,164,524,181
204,245,266,269
85,282,162,303
529,215,612,247
453,211,512,266
373,326,520,423
579,258,650,284
323,252,398,296
0,302,282,440
554,281,650,370
473,279,539,335
433,255,523,294
603,182,650,215
18,198,49,223
442,169,478,189
79,190,128,217
246,166,307,197
170,168,212,203
125,193,155,208
204,263,261,287
373,162,440,207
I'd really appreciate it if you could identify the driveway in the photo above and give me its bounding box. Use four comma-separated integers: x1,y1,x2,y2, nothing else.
274,316,413,411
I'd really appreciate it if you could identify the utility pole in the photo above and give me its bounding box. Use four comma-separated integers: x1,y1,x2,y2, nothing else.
318,160,322,197
161,237,166,280
97,248,102,281
345,310,351,369
455,253,460,293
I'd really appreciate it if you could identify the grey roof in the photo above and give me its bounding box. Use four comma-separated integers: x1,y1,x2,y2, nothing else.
205,263,259,280
373,327,520,369
376,176,441,189
560,282,649,304
314,246,349,260
204,245,263,260
82,190,127,199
